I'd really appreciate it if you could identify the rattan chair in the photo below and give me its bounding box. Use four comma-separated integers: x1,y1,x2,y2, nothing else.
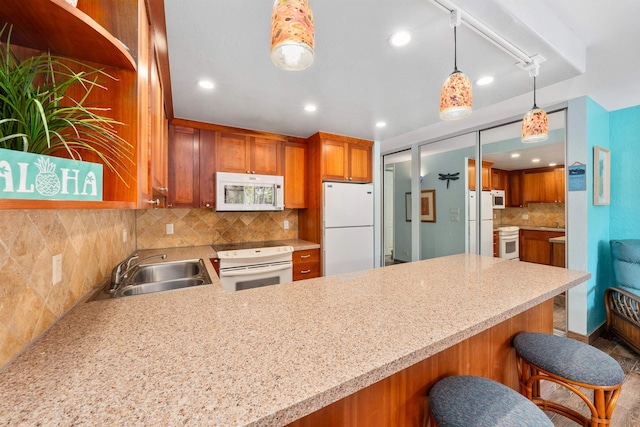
605,239,640,355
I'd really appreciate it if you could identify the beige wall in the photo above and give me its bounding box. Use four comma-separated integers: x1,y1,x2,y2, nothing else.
0,209,136,370
495,203,565,228
136,208,298,249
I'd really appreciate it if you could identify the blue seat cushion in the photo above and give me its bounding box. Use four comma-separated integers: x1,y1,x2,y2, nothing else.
429,375,553,427
513,332,624,386
611,239,640,292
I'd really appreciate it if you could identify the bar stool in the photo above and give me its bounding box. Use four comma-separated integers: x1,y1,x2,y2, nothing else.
428,375,553,426
513,332,625,427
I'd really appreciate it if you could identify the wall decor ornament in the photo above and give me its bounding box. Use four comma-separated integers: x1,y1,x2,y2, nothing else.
438,172,460,189
421,189,436,222
593,146,610,205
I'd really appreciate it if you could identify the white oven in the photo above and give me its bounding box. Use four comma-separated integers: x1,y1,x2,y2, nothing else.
498,226,519,260
215,245,293,292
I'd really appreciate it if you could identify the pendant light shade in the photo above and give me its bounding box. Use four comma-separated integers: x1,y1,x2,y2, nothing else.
521,76,549,143
440,25,472,121
270,0,315,71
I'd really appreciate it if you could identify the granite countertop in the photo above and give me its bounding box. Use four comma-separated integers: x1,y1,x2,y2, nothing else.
0,252,589,426
211,239,320,256
549,235,567,244
495,225,566,232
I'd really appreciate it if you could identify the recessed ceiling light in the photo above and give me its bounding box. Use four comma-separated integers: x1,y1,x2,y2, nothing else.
389,31,411,47
510,153,520,158
375,121,387,128
304,104,317,112
532,158,541,163
548,162,557,167
476,76,494,86
197,80,214,89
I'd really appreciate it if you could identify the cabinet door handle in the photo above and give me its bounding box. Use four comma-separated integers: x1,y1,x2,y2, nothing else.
300,255,311,259
300,269,311,274
147,199,160,205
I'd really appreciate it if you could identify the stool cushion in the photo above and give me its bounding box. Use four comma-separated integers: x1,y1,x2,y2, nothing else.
513,332,624,386
429,375,553,427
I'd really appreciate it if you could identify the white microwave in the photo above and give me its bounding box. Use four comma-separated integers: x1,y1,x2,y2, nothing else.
216,172,284,211
491,189,506,209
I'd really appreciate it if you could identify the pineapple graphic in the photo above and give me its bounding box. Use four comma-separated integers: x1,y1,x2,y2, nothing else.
34,157,61,196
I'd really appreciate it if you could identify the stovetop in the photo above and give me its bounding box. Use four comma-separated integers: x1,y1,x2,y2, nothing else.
212,240,287,252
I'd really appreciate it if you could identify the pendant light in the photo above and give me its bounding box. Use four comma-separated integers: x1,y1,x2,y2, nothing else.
270,0,315,71
521,68,549,143
440,11,472,121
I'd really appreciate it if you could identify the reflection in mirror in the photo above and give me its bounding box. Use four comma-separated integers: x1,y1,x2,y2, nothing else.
481,110,567,336
382,150,412,266
418,133,476,260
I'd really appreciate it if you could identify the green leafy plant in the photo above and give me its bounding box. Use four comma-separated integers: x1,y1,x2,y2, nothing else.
0,25,134,185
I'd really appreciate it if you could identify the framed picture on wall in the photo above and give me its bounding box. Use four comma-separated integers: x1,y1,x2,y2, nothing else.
593,146,610,205
421,189,436,222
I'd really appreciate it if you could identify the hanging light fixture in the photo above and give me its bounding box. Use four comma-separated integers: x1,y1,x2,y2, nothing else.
270,0,315,71
521,64,549,143
440,10,472,121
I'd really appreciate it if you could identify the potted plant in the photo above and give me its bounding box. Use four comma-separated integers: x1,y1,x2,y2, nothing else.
0,24,134,185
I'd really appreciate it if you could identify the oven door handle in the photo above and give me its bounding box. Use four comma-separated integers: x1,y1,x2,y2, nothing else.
219,263,292,277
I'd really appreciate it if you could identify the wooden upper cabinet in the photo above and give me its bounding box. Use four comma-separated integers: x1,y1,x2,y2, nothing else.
467,159,493,190
491,168,509,191
198,130,216,208
348,143,372,182
216,134,281,175
215,133,250,173
320,137,373,182
321,140,349,181
251,137,281,175
168,126,200,208
522,166,565,203
283,142,307,208
508,171,523,207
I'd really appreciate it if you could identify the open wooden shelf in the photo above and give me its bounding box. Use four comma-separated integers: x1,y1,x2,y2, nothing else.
0,0,136,71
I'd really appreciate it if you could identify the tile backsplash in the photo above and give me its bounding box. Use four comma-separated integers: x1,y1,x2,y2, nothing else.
136,208,298,249
0,209,135,370
495,203,565,228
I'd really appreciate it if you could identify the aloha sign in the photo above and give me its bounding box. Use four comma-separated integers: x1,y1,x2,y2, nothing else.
0,148,103,201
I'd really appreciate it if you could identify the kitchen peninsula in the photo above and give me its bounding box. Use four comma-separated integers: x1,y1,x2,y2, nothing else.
0,251,589,426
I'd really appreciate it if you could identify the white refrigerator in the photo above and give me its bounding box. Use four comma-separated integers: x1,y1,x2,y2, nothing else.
468,190,494,256
323,182,374,276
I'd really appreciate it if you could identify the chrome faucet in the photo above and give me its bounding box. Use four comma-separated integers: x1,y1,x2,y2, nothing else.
109,253,167,292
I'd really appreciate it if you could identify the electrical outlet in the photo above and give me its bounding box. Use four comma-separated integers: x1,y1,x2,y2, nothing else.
522,214,529,220
52,254,62,285
283,220,289,230
166,223,174,235
450,214,460,222
122,229,128,243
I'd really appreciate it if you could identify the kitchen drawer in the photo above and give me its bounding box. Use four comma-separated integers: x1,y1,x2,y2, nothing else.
293,248,321,281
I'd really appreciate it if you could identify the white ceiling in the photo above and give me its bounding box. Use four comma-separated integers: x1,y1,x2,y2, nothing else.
163,0,640,151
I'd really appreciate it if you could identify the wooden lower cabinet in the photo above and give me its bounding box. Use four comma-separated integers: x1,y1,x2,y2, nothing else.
519,229,565,265
493,230,499,257
286,299,553,426
551,242,566,268
293,249,321,281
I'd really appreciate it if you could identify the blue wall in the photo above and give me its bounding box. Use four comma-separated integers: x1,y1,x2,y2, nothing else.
585,98,611,333
610,105,640,238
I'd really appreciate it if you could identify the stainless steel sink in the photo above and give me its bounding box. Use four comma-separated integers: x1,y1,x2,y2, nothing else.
128,260,203,284
116,278,207,297
89,258,212,301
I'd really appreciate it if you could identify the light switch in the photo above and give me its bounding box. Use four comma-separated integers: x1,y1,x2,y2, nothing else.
284,220,289,230
166,223,174,235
